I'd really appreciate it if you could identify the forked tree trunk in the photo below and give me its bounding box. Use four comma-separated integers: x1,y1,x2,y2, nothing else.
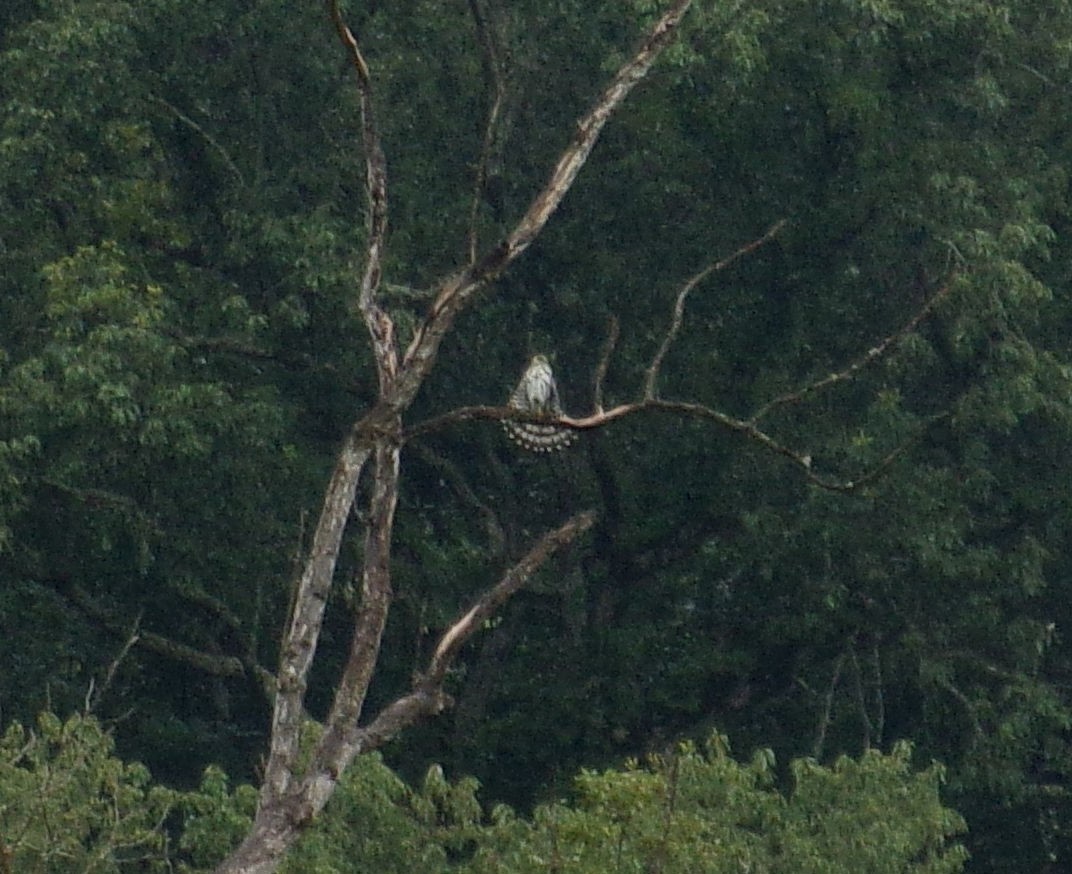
213,3,695,871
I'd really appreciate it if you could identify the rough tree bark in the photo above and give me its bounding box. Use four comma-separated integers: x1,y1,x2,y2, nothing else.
213,2,695,872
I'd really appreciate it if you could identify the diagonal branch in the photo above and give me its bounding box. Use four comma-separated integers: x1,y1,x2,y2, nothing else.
261,432,372,800
309,442,400,785
395,0,695,406
59,581,274,693
355,509,598,752
751,272,960,423
150,96,245,185
645,219,787,399
425,509,597,683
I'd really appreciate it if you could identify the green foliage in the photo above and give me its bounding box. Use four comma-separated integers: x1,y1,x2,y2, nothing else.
0,712,177,872
175,766,258,872
461,736,966,873
0,713,966,874
281,759,455,874
174,750,453,873
4,0,1072,870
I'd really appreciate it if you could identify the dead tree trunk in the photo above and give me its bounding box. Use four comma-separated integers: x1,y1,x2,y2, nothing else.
213,3,694,871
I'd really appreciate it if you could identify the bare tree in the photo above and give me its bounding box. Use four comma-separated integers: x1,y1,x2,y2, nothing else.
215,2,695,871
215,0,956,869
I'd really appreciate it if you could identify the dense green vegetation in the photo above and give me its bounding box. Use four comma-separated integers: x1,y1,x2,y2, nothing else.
0,712,966,872
3,0,1072,869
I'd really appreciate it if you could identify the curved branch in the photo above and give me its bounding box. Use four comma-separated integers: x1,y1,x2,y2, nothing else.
645,220,787,399
406,399,946,492
150,96,245,184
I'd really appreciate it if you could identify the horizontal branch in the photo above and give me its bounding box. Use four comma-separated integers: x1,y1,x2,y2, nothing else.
63,583,251,680
406,397,945,492
404,403,553,439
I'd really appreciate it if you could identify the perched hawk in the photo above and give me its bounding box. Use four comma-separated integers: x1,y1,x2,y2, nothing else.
503,354,577,452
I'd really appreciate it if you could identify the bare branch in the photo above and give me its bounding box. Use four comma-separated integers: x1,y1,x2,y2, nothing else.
404,404,526,439
329,0,397,389
62,583,250,681
425,509,596,683
594,314,620,413
396,0,695,405
262,433,372,799
406,400,845,490
645,220,787,399
267,509,596,839
85,610,142,714
312,442,400,781
222,6,694,870
357,509,598,750
751,272,960,422
466,0,508,263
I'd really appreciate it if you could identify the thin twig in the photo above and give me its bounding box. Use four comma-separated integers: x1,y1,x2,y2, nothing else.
398,0,696,397
61,582,258,681
86,609,142,714
466,0,508,264
329,0,397,387
150,96,245,184
594,314,620,412
406,399,861,491
814,652,845,759
645,220,787,399
751,272,960,423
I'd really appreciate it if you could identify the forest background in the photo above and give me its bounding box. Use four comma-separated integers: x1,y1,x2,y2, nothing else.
2,0,1072,871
